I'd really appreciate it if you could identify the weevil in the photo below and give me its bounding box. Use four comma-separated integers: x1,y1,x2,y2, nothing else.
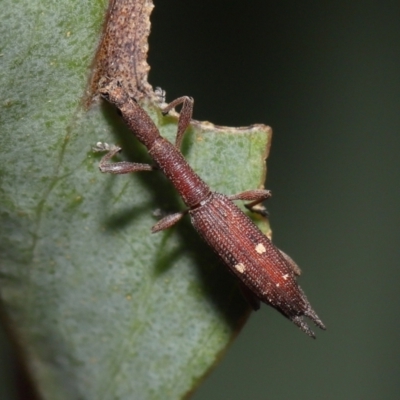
94,80,326,338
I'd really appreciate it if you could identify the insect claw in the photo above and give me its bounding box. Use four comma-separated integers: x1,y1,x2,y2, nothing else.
154,86,166,104
92,142,121,153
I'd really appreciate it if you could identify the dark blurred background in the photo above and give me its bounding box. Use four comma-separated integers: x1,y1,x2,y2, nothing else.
2,1,400,399
148,1,400,399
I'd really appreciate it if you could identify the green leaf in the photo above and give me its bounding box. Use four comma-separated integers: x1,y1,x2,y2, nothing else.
0,1,271,399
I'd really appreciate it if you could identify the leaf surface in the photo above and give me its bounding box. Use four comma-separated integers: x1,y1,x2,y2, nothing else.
0,1,271,399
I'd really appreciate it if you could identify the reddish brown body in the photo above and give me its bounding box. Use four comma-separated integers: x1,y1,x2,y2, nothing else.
96,80,325,338
190,192,324,336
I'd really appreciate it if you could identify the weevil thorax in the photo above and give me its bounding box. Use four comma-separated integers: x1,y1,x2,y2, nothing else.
149,139,211,207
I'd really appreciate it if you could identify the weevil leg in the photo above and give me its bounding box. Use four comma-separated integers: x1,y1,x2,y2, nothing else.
278,248,302,276
229,189,271,217
93,142,154,174
162,96,194,150
151,210,187,233
239,282,261,311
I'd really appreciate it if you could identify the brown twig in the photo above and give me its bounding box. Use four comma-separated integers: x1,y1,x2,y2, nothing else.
88,0,154,105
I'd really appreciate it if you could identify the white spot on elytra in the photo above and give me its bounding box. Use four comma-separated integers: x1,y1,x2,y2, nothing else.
276,283,280,287
255,243,266,254
234,263,246,273
282,274,289,280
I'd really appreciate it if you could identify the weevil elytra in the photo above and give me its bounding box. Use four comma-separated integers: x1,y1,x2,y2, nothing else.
94,80,326,338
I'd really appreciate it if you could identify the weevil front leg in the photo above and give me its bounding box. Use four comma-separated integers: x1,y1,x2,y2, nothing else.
93,142,154,174
162,96,194,150
94,142,186,232
229,189,271,217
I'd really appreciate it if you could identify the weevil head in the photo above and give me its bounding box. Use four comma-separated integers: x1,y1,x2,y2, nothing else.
98,78,130,108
